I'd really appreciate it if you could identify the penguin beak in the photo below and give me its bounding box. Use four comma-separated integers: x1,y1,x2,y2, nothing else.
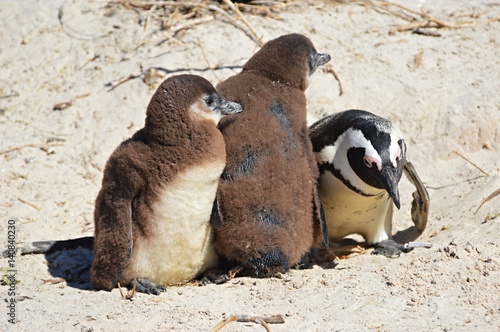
217,100,243,116
379,166,401,209
315,53,331,67
309,52,331,76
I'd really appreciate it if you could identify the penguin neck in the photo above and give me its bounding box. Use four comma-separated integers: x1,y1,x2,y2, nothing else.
143,112,190,146
143,119,226,160
319,163,385,197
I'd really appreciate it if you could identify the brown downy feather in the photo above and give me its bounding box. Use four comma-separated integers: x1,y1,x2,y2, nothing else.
213,34,329,276
91,75,226,291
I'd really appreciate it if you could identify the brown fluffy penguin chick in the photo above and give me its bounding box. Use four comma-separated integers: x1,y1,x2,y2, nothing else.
90,75,242,295
212,33,331,277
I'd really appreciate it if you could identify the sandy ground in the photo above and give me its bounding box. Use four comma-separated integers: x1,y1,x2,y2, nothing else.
1,0,499,331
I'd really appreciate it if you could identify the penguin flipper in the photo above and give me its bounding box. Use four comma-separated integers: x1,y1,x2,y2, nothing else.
91,195,134,291
210,194,223,229
403,161,430,233
313,186,329,248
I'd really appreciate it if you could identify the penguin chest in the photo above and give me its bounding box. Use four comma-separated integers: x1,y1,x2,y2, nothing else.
123,161,225,286
319,171,393,244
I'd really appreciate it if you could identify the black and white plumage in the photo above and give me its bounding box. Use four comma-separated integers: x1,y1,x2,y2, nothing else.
310,109,429,257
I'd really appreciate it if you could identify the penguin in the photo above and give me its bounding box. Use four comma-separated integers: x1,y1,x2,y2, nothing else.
211,33,331,277
309,109,430,257
90,74,243,294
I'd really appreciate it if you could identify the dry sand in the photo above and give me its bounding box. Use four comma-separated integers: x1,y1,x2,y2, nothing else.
1,0,499,331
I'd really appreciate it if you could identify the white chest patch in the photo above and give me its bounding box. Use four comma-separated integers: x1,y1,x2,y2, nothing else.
121,161,224,286
319,171,393,244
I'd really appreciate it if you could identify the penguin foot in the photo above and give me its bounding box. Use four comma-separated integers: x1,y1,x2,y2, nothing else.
291,252,315,270
372,239,433,258
199,269,231,285
372,239,414,258
129,278,166,295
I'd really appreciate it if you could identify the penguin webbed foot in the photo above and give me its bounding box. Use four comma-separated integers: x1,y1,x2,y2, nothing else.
372,239,413,258
128,278,166,295
372,239,432,258
199,269,231,285
291,252,316,270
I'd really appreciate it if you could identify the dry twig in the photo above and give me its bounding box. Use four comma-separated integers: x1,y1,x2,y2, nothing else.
355,0,500,35
118,280,137,300
18,198,42,211
0,142,64,155
475,188,500,214
221,0,264,46
42,277,66,284
197,37,219,81
105,64,242,91
210,314,284,332
321,64,344,96
453,150,490,177
78,55,100,70
0,91,19,99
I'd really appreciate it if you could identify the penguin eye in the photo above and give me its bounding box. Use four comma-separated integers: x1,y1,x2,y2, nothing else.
204,96,214,107
363,157,372,168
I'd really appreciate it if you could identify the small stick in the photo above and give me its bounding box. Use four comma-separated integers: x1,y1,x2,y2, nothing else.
228,265,244,279
136,1,158,48
113,1,205,9
221,0,264,46
207,5,257,44
105,73,142,91
210,315,284,332
421,9,473,29
169,14,215,36
18,198,42,211
126,280,137,299
197,38,219,81
118,281,136,300
453,150,490,176
475,188,500,214
118,283,126,298
78,55,100,70
0,91,19,99
53,101,73,111
156,32,188,47
321,64,344,96
372,0,422,17
0,142,64,155
76,92,91,99
43,277,66,284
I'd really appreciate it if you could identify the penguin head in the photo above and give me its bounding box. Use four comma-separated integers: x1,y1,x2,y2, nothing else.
243,33,331,91
313,110,406,208
145,74,242,143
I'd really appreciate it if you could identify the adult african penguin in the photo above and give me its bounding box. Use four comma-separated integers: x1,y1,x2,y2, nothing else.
90,74,243,294
309,109,429,257
212,33,331,277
